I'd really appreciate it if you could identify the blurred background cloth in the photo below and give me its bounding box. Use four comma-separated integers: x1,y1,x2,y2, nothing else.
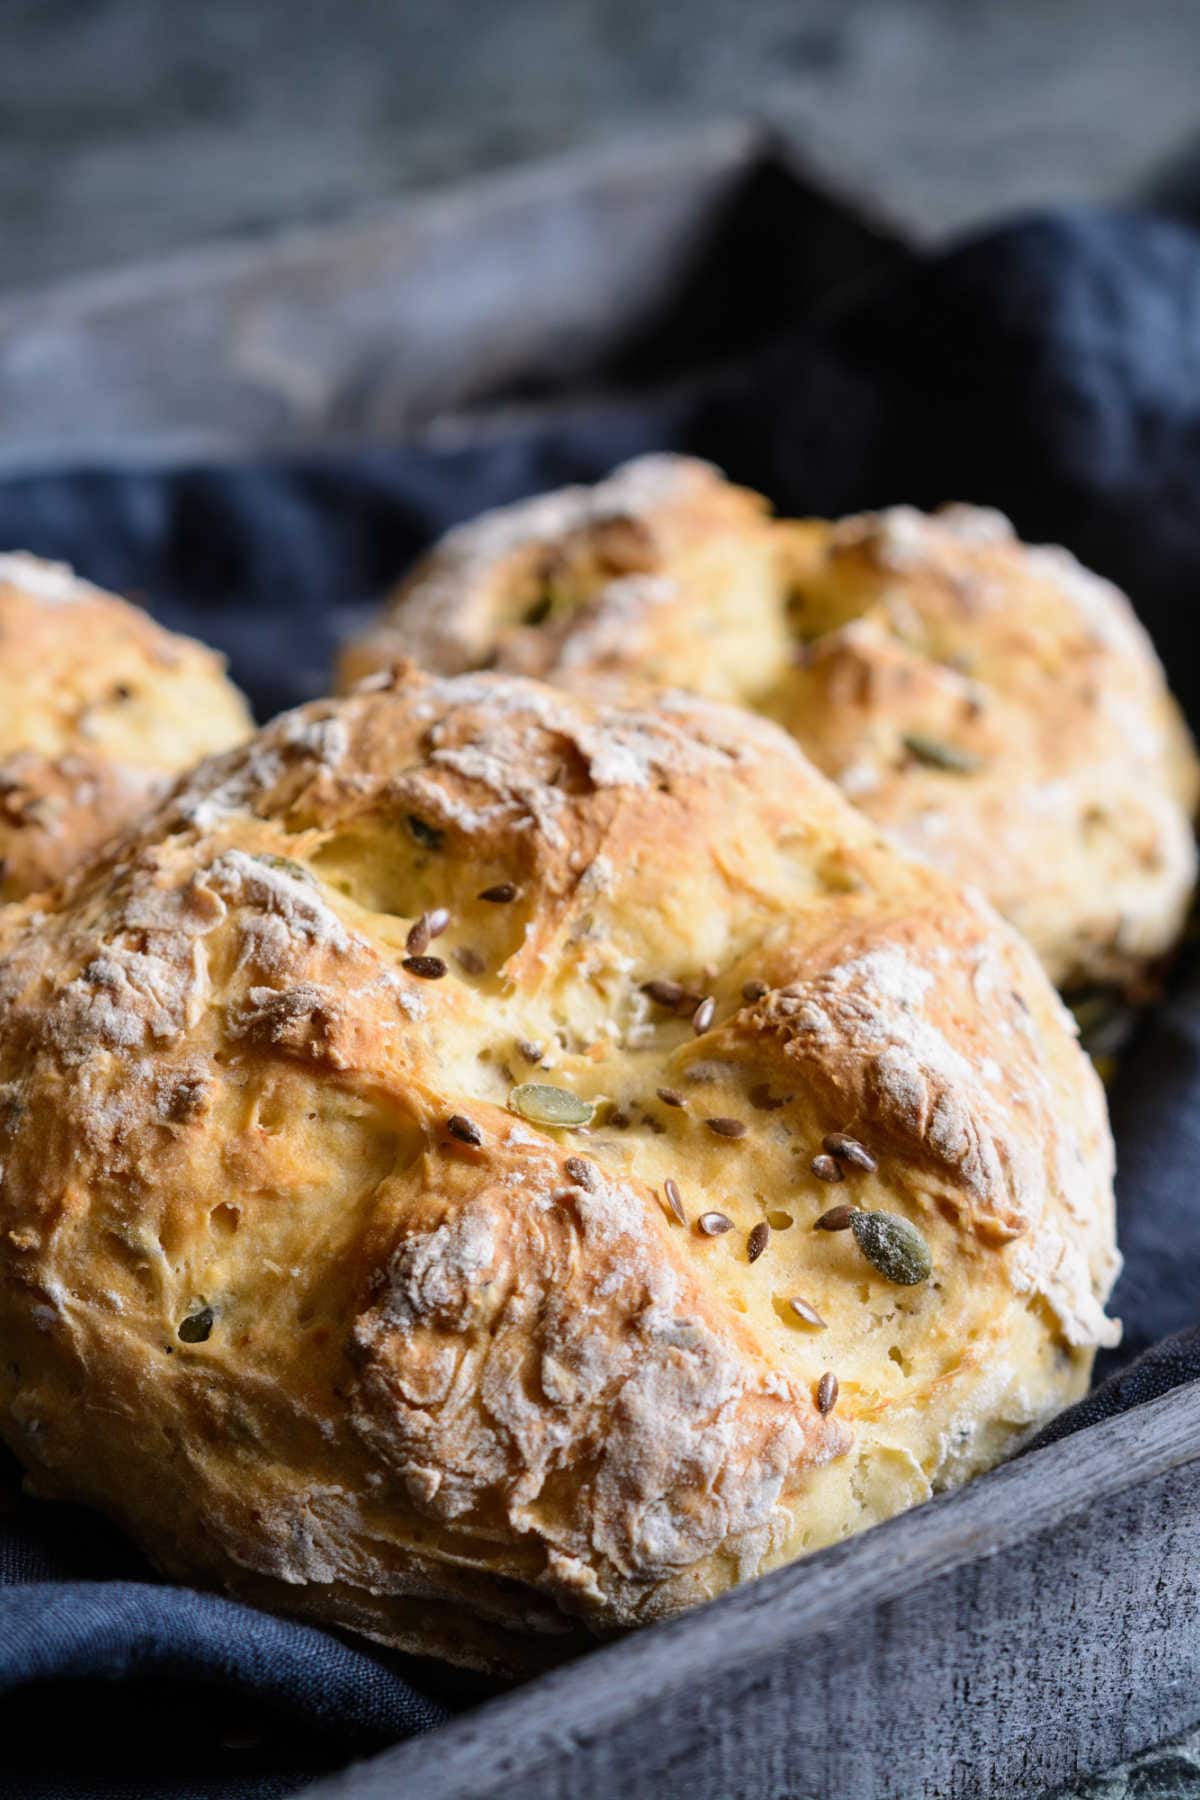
2,0,1200,296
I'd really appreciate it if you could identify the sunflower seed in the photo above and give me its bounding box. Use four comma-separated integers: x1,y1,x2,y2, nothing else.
851,1211,933,1285
692,995,716,1035
663,1178,686,1225
254,853,314,884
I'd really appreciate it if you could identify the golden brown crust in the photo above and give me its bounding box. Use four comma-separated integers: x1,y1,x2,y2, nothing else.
0,553,253,898
0,667,1117,1669
341,460,1198,991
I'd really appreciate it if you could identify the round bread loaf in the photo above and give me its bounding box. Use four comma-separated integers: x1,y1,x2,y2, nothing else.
0,552,252,899
0,666,1118,1671
340,457,1199,993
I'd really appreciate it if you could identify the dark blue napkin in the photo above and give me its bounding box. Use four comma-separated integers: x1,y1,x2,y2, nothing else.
2,205,1200,1797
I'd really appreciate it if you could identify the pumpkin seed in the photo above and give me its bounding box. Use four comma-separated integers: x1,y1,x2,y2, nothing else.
407,814,445,851
508,1083,595,1128
902,733,982,774
178,1306,215,1344
850,1210,932,1285
253,853,314,884
1068,987,1135,1062
523,593,555,626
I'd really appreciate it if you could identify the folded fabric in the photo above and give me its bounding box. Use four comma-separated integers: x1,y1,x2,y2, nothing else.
2,203,1200,1797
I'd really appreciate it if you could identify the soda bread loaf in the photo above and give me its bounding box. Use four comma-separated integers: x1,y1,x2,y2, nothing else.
340,457,1198,993
0,553,252,899
0,668,1118,1670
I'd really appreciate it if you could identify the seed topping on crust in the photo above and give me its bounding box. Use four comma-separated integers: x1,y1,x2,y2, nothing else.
788,1297,827,1329
823,1132,877,1173
697,1211,735,1236
509,1084,595,1128
403,954,448,980
663,1178,686,1225
747,1221,770,1262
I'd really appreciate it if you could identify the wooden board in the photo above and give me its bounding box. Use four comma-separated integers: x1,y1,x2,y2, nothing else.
307,1376,1200,1800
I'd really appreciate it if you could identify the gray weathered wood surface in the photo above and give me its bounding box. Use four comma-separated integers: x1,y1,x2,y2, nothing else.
309,1378,1200,1800
0,125,895,475
3,0,1200,292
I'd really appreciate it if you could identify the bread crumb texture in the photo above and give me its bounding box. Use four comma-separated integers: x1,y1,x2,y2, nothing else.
0,668,1119,1670
341,458,1199,993
0,553,252,900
